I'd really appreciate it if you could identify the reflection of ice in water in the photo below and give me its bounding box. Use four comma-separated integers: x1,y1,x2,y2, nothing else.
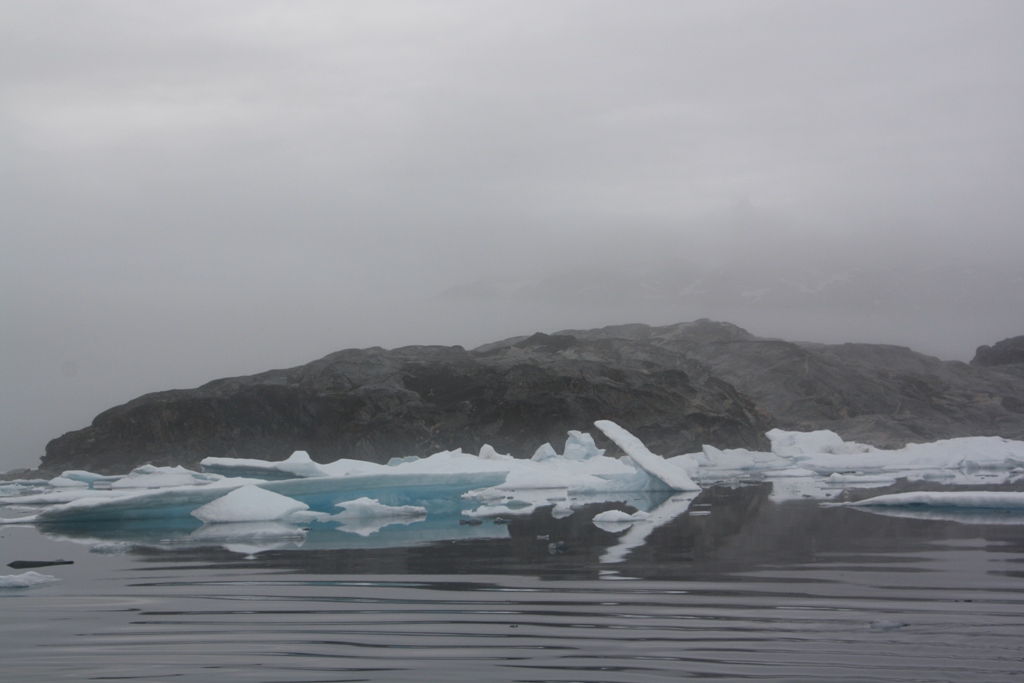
326,497,427,537
598,492,700,564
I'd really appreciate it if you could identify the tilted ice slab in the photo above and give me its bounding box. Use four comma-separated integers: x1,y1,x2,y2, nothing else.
594,420,701,491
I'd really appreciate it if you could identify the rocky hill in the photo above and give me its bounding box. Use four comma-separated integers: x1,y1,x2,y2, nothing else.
39,321,1024,475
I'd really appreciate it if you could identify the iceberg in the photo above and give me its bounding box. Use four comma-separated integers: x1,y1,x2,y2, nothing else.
594,420,701,491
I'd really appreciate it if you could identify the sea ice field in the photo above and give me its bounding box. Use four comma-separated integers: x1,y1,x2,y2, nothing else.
2,420,1024,682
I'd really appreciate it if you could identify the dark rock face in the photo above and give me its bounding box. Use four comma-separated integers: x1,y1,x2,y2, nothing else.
41,321,1024,475
972,336,1024,367
42,333,770,474
561,321,1024,449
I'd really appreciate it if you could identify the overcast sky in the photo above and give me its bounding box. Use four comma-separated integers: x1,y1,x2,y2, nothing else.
2,1,1023,470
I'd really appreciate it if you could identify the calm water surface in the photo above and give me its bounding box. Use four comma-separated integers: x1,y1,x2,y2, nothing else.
2,485,1023,682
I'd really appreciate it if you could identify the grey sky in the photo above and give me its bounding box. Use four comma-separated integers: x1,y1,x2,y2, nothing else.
2,1,1023,470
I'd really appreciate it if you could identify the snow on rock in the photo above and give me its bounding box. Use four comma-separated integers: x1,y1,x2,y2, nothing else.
594,420,701,491
848,491,1024,509
192,485,309,524
0,571,59,588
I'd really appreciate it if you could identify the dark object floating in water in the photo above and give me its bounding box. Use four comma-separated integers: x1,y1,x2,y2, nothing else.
459,519,483,526
8,559,74,569
869,620,907,631
548,541,568,554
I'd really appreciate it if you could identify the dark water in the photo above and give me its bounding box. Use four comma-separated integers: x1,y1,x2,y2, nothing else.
3,485,1023,682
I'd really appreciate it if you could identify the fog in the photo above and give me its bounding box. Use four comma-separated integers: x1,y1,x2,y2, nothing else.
3,1,1023,471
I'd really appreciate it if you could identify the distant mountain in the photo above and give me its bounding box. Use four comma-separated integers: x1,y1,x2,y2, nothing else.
38,320,1024,476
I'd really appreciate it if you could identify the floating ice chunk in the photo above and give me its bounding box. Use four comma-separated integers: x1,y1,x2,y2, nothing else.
328,497,427,536
44,471,123,490
768,429,848,457
319,459,388,477
464,502,537,518
48,475,89,488
592,509,651,531
551,503,575,518
112,465,220,489
531,443,558,462
191,485,309,524
202,451,330,479
848,491,1024,509
0,571,59,588
594,420,701,491
563,431,604,461
478,445,513,461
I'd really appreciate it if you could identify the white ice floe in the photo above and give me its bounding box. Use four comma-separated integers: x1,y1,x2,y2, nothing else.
111,465,222,489
848,491,1024,509
0,571,60,588
201,451,329,479
191,485,310,524
592,509,651,525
